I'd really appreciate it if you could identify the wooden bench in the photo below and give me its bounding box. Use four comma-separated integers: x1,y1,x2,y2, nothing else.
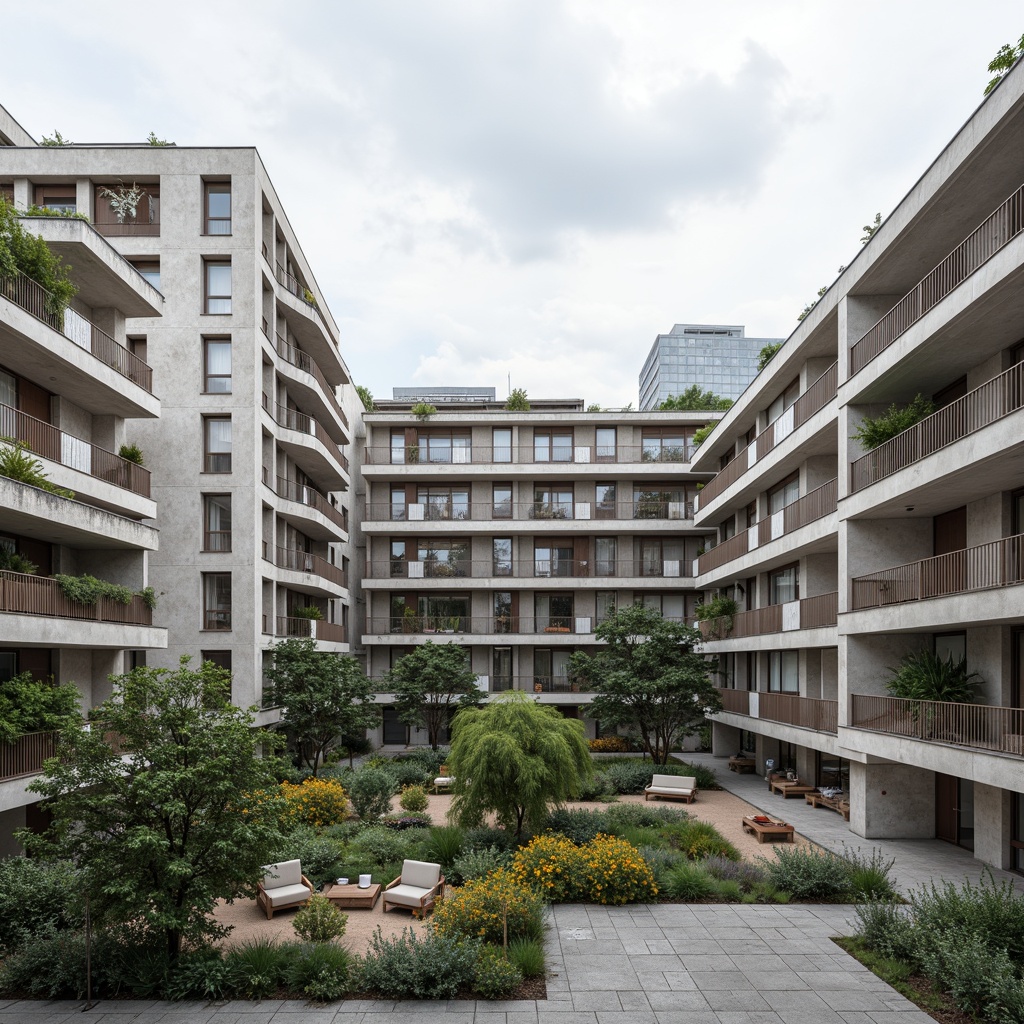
728,756,757,773
805,791,850,820
741,816,795,843
769,779,819,799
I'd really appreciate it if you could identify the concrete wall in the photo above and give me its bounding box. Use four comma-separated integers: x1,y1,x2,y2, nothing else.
851,760,935,839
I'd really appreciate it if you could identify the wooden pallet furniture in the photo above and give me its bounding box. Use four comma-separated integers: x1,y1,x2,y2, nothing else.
805,791,851,820
741,816,795,843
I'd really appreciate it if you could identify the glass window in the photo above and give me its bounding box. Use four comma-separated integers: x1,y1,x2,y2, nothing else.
205,182,231,234
535,593,573,631
391,431,407,465
769,564,799,604
766,378,800,425
493,428,512,463
35,184,76,212
204,261,231,314
533,487,573,519
204,416,231,473
417,486,470,521
131,260,160,289
202,494,231,551
419,431,471,464
492,647,512,691
595,482,617,519
768,650,799,692
417,539,469,577
768,473,800,514
390,485,406,521
535,543,573,578
595,537,616,577
493,538,512,576
493,591,513,633
390,539,406,577
202,650,232,672
417,594,469,631
640,538,682,576
534,648,572,691
596,591,617,625
203,338,231,393
642,430,691,463
492,484,512,519
596,427,616,461
534,431,572,463
934,632,966,663
0,368,16,411
0,650,17,683
202,572,231,630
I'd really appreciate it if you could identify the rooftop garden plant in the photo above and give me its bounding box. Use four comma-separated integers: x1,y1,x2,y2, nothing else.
852,394,936,451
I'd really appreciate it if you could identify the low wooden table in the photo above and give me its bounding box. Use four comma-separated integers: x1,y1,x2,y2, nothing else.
728,757,757,773
769,780,819,799
741,816,795,843
321,882,382,909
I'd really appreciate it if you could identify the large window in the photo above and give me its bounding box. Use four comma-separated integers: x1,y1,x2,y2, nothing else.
595,537,616,577
390,485,406,521
417,539,469,577
203,416,232,473
535,593,573,631
534,542,574,578
202,650,232,673
390,540,406,578
640,537,684,577
768,473,799,514
595,427,616,461
641,593,687,622
534,649,572,691
642,429,692,463
419,431,471,464
493,591,514,632
203,337,231,393
595,591,617,625
416,486,470,521
130,260,161,290
492,647,512,691
416,595,469,632
595,482,617,519
532,486,573,520
204,260,232,314
768,650,799,693
769,563,799,604
202,573,231,630
202,494,232,551
766,377,800,425
634,484,690,519
34,184,76,212
492,428,512,463
204,181,231,234
492,483,512,519
534,430,572,463
492,538,512,576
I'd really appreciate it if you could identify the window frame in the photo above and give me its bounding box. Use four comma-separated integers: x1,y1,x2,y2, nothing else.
204,181,232,235
202,493,232,552
202,572,232,631
203,415,232,473
203,259,232,315
202,336,232,394
768,561,800,605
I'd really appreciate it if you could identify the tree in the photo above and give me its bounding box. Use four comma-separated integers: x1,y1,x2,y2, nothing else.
658,385,733,411
387,641,480,749
0,672,80,743
22,657,286,962
505,387,530,411
757,342,783,371
447,691,592,839
266,638,379,773
355,384,375,411
985,34,1024,95
569,605,721,764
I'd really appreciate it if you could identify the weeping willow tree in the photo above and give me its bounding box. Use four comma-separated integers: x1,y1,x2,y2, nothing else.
447,691,592,839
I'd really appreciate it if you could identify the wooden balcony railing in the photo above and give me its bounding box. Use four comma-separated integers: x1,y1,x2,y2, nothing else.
716,688,750,715
850,694,1024,756
851,361,1024,492
0,730,57,781
0,402,151,497
267,471,347,532
0,570,153,625
699,592,837,640
851,184,1024,374
695,363,837,511
759,692,839,733
362,444,699,466
275,332,348,429
851,533,1024,610
364,500,694,523
698,479,837,576
264,395,350,473
276,616,347,643
2,270,154,392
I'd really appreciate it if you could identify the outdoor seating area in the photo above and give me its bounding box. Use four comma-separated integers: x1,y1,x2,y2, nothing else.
767,773,818,799
644,773,698,803
741,814,795,843
256,859,315,920
382,858,445,917
805,789,851,820
728,754,757,773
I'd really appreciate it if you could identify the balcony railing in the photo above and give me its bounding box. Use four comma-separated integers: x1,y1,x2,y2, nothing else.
362,444,698,466
92,191,160,236
2,270,154,392
275,262,313,304
266,469,347,532
0,729,57,781
275,332,348,429
0,570,153,625
698,479,838,576
367,615,608,636
276,616,347,643
367,557,691,581
0,402,151,497
851,534,1024,610
264,394,350,472
851,184,1024,374
696,363,837,511
698,592,838,640
267,545,348,588
714,688,838,733
851,362,1024,492
850,694,1024,756
366,500,694,523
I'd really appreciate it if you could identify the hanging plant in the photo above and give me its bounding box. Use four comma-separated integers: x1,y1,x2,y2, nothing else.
99,181,145,224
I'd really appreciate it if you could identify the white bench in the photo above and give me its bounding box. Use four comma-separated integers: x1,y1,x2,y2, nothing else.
644,774,698,804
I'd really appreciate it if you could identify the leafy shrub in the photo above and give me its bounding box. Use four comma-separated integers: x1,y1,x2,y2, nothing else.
399,784,429,813
0,857,81,951
758,846,852,900
462,825,517,853
347,766,397,821
662,862,716,901
885,649,983,704
273,828,345,886
387,760,432,788
53,573,135,606
599,758,717,794
450,845,513,886
425,825,465,870
576,770,616,801
545,807,612,845
474,947,523,999
918,928,1018,1019
359,926,478,999
508,936,546,978
714,879,743,901
638,845,684,886
351,825,408,865
509,834,581,902
292,894,348,944
0,923,88,998
225,936,290,999
665,820,740,861
286,942,357,1001
0,440,74,499
854,899,915,961
604,802,691,828
118,442,144,465
703,856,766,892
279,777,350,828
381,813,433,830
853,394,935,450
843,846,897,900
589,735,631,752
165,947,238,1001
434,867,545,944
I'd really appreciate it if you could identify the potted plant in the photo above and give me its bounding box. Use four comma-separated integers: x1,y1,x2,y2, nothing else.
694,596,738,640
99,181,145,223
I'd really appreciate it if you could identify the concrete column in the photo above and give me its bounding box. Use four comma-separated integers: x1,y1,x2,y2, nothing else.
76,178,93,220
973,782,1011,870
711,720,741,756
850,760,934,839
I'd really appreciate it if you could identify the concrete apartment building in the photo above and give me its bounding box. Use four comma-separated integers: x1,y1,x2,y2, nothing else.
359,388,721,743
0,107,168,851
639,324,780,410
0,108,358,744
694,62,1024,874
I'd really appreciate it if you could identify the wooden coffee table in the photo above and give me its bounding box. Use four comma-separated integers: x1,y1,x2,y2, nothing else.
321,882,382,909
741,816,795,843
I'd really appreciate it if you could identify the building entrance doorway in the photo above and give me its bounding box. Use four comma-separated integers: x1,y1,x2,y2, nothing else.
935,773,974,849
382,706,407,745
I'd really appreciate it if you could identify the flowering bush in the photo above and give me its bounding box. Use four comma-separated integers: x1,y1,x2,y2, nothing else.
511,834,658,905
279,777,349,829
588,736,631,752
433,868,545,944
399,784,429,813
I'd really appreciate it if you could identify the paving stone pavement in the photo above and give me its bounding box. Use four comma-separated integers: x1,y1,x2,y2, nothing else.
0,903,934,1024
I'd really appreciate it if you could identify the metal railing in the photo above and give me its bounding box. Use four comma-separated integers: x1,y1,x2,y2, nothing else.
366,615,602,636
264,394,350,473
851,361,1024,491
851,533,1024,609
799,591,839,629
362,443,699,466
0,570,153,625
0,402,151,497
1,270,154,392
364,500,694,523
365,557,692,581
699,592,837,639
0,730,57,781
266,544,348,588
276,616,347,643
851,184,1024,373
793,362,838,428
759,692,839,733
267,471,347,532
275,262,312,304
275,332,348,429
850,694,1024,756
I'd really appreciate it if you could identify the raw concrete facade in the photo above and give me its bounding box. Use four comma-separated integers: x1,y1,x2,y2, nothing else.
360,392,722,744
692,62,1024,875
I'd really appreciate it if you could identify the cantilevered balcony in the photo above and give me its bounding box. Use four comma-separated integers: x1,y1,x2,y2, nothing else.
0,730,57,783
714,687,839,733
264,544,348,594
698,593,838,645
0,570,152,624
264,470,347,538
851,184,1024,375
274,616,347,645
263,394,349,488
268,325,348,434
364,557,692,583
694,363,837,512
365,615,608,637
850,694,1024,758
364,499,694,527
362,443,699,467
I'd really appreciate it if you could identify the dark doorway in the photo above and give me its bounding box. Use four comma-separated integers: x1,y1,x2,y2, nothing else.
935,772,974,848
382,706,406,745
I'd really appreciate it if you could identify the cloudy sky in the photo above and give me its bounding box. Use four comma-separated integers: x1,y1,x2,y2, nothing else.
3,1,1020,407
